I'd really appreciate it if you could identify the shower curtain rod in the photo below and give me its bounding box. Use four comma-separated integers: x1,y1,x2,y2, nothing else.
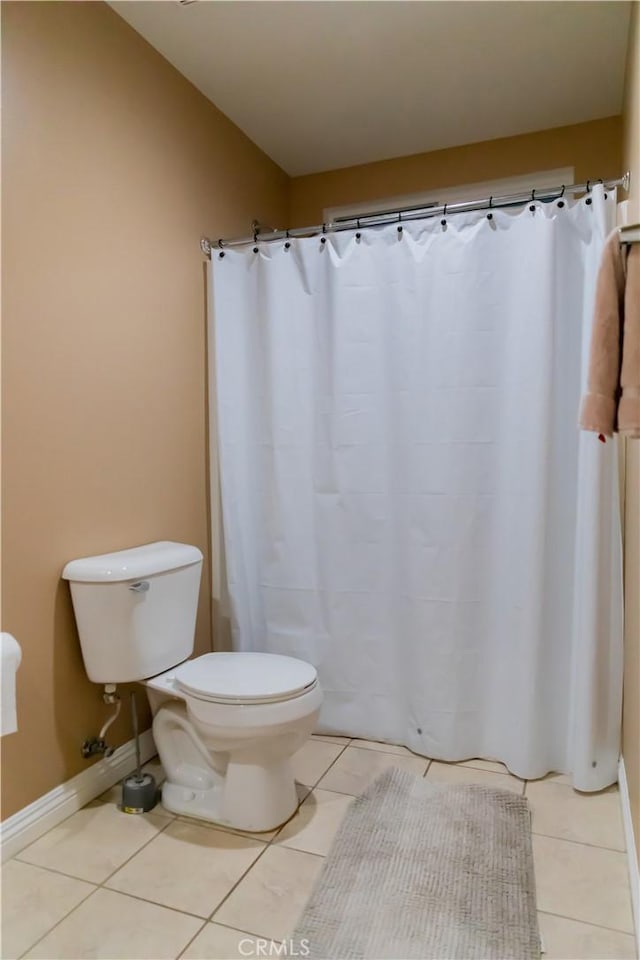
201,171,631,255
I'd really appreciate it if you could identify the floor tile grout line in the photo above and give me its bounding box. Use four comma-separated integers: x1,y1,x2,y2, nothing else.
265,778,350,849
259,773,326,847
303,739,352,792
345,744,530,775
98,884,218,921
174,918,210,960
206,785,328,927
100,819,270,914
345,742,431,763
531,830,628,855
17,810,176,889
421,765,524,791
348,741,427,760
19,886,213,960
206,841,274,923
177,916,295,956
280,846,326,860
97,810,176,887
267,793,310,846
16,879,102,960
203,917,285,941
12,856,103,887
172,814,277,843
301,783,359,798
313,736,352,747
537,908,637,937
207,920,280,940
462,761,523,776
346,743,559,780
264,814,328,860
314,742,434,793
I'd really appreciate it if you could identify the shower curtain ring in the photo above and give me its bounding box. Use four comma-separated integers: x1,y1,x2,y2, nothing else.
441,203,447,227
560,185,565,197
586,180,591,192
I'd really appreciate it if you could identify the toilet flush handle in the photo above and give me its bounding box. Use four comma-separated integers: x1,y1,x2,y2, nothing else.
129,581,150,593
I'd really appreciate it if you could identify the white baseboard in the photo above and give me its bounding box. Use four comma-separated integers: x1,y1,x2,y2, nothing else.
618,756,640,956
1,728,156,862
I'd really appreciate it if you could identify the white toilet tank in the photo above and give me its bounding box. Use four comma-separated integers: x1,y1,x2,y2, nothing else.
62,542,203,684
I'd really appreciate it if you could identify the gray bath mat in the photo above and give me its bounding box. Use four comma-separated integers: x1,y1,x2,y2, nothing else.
293,768,541,959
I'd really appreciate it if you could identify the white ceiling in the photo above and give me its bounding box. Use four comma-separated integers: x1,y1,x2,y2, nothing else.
109,1,631,177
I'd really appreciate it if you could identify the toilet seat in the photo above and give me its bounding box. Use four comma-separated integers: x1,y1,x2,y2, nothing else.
175,652,318,705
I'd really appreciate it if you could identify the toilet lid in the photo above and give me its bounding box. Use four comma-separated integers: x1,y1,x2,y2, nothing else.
175,652,318,704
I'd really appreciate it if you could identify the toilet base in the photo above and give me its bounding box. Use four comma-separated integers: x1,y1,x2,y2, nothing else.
160,756,300,832
152,700,309,832
160,779,226,824
160,772,300,833
147,668,322,833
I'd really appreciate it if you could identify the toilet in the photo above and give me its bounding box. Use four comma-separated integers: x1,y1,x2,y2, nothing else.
62,541,322,832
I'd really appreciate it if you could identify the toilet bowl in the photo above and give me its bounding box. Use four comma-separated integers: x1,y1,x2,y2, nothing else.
146,652,322,831
62,541,323,833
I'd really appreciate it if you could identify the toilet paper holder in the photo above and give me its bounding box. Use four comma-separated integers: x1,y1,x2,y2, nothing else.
1,632,22,737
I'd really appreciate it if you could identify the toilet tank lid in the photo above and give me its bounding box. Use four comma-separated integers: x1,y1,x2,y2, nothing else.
62,541,203,583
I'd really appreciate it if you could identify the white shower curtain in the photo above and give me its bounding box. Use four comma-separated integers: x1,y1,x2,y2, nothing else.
209,186,623,790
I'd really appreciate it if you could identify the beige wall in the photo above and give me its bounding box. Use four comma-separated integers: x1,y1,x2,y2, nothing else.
622,0,640,861
288,117,622,227
1,1,288,819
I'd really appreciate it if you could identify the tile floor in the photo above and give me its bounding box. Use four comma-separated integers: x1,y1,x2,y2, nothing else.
2,737,637,960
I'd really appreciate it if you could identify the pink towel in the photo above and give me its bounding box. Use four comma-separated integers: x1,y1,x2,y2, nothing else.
580,230,640,439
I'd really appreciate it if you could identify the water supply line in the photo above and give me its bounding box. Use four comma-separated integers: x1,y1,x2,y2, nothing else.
81,684,121,759
98,698,121,745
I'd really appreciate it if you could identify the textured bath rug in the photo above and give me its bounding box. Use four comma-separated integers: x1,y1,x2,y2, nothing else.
293,768,541,959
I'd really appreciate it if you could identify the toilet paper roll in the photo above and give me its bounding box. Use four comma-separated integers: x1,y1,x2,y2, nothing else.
1,633,22,736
